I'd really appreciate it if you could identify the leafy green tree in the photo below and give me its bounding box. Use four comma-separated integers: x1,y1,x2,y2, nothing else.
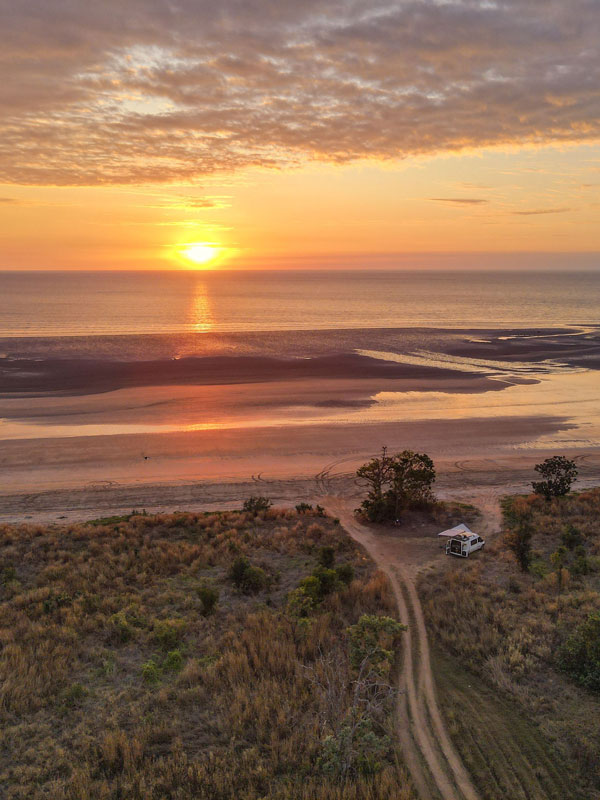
347,614,406,673
389,450,436,514
532,456,578,500
356,447,436,522
356,447,394,522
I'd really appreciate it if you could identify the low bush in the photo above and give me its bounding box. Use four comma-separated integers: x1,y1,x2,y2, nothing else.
336,563,355,585
163,649,184,673
558,612,600,691
153,619,186,650
228,556,269,594
107,611,134,644
197,581,219,615
242,495,272,515
141,659,161,685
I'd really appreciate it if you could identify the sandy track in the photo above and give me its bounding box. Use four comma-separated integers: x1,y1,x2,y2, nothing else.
321,497,479,800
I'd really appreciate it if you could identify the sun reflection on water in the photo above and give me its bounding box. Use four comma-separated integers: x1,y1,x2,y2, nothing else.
189,281,215,332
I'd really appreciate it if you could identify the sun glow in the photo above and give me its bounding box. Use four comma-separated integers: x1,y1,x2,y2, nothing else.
181,243,220,266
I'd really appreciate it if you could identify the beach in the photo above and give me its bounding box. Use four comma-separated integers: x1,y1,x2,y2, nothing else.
2,272,600,523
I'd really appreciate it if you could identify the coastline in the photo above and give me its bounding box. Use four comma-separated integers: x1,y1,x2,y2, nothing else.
2,415,598,524
2,324,599,522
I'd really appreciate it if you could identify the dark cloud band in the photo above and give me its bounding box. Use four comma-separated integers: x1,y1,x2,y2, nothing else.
1,0,598,185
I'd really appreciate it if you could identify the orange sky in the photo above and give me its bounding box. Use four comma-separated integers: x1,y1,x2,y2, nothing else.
1,1,599,270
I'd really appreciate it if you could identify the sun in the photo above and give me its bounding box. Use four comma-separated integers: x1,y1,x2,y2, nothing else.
181,243,220,266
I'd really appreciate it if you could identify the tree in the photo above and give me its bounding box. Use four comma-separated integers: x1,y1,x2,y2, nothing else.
346,615,406,674
389,450,436,515
356,447,436,522
305,616,406,781
356,447,395,522
532,456,578,500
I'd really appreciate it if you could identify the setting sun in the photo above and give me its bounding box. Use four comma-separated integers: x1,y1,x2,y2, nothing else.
181,243,220,266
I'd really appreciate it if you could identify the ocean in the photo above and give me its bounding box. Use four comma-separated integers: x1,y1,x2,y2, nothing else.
1,269,599,339
1,269,599,452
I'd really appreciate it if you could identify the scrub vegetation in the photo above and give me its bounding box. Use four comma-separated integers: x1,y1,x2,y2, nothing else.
419,488,600,799
0,506,413,800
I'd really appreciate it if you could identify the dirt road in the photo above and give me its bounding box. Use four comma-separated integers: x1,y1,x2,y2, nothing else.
321,496,481,800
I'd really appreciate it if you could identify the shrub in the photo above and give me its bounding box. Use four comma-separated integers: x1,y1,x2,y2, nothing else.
504,502,534,572
1,565,16,584
153,619,186,650
286,586,316,617
228,556,268,594
312,566,338,598
561,524,583,550
558,612,600,691
141,659,162,684
163,650,184,672
62,683,88,707
295,503,313,514
336,563,355,585
107,612,134,644
242,496,272,515
318,546,335,569
197,582,219,616
297,575,321,605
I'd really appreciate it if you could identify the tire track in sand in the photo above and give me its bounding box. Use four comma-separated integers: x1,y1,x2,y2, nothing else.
321,496,479,800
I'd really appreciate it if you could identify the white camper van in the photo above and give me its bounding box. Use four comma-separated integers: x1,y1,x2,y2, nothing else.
445,532,485,558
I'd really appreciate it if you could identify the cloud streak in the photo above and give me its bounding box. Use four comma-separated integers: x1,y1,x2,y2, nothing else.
1,0,599,185
431,198,488,205
511,207,571,215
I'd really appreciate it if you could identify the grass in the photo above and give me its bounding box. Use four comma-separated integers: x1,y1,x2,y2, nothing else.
432,649,577,800
0,506,414,799
419,488,600,799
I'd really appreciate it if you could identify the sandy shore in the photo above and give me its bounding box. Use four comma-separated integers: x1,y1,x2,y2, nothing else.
2,326,599,523
2,412,599,524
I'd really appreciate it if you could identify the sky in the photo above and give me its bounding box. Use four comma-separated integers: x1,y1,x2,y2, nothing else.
1,0,599,270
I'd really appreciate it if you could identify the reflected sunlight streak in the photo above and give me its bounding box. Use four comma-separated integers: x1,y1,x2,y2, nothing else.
189,281,215,333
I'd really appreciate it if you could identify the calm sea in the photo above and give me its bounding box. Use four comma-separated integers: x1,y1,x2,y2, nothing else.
0,270,599,339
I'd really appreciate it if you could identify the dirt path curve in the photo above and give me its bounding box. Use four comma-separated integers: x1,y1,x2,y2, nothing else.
320,496,480,800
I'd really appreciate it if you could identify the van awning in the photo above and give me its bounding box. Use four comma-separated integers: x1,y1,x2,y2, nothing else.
437,523,474,538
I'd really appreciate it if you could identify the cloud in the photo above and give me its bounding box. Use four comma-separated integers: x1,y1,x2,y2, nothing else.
431,198,488,204
511,207,571,215
0,0,599,185
0,196,19,204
